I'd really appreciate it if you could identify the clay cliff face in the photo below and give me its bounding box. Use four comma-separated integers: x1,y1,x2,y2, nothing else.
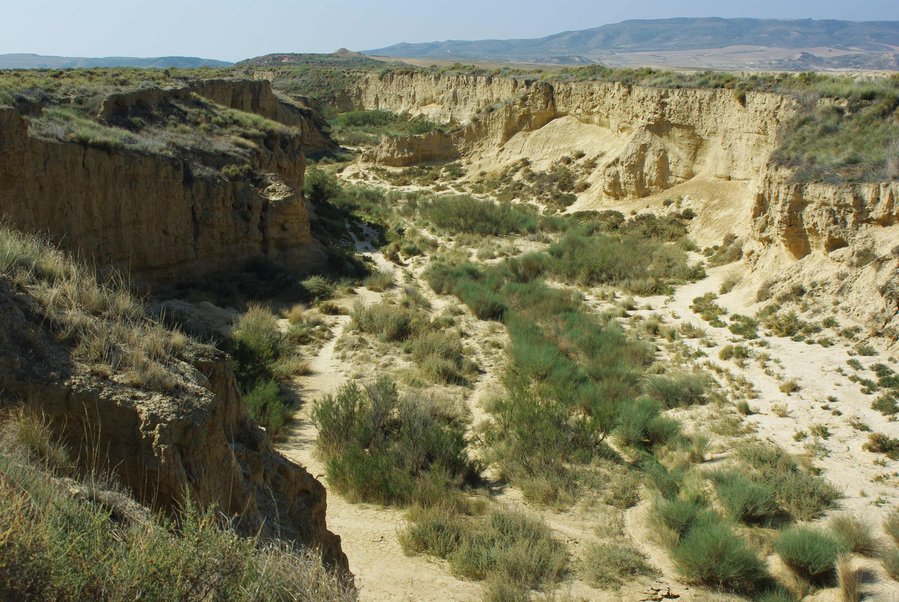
0,80,331,283
351,72,791,198
345,71,898,342
0,276,347,570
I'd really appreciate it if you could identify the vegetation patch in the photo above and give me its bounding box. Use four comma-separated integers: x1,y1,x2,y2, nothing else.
312,377,477,506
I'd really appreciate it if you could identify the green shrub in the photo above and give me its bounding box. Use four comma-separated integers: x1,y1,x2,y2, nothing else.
735,443,839,520
311,378,476,506
448,510,567,588
301,275,336,300
774,526,846,582
581,541,657,588
421,195,538,236
409,330,467,385
350,300,427,342
710,471,779,524
229,306,297,435
691,293,726,326
672,515,767,592
616,397,681,449
642,372,707,408
651,498,706,545
400,503,468,558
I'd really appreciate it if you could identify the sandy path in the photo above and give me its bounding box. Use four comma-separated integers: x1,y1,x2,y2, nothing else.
277,231,483,602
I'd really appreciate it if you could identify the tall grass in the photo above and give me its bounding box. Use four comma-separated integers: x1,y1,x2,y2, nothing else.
0,409,354,601
0,226,189,394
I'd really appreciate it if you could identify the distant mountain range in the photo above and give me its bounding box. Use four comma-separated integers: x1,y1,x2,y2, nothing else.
0,54,232,69
362,18,899,71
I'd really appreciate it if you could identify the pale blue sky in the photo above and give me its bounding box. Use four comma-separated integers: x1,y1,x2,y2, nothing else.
2,0,898,62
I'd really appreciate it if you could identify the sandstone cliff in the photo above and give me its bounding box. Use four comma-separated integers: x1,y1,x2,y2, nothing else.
0,267,347,570
0,79,334,283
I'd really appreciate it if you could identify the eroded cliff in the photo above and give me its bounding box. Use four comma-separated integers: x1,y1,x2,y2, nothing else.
344,71,899,342
0,79,334,283
0,248,347,570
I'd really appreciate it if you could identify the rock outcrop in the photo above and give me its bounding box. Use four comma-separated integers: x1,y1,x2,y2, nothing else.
0,79,333,283
0,274,348,571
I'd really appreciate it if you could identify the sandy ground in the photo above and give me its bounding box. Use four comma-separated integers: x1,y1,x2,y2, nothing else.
272,188,898,601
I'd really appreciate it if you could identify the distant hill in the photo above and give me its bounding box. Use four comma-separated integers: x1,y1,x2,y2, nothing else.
237,51,386,69
0,54,232,69
362,18,899,71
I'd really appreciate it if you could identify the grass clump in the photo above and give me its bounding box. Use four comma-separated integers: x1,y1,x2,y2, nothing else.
402,505,567,591
362,268,394,291
671,515,767,592
829,516,879,557
408,330,469,385
642,372,708,408
882,548,899,581
710,471,779,524
545,228,702,294
581,541,657,588
774,526,846,583
616,397,681,450
862,432,899,459
350,299,428,342
691,293,726,327
0,409,354,602
449,510,568,587
312,377,476,506
736,443,839,520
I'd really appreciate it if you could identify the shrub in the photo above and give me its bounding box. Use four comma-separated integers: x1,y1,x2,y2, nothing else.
311,378,476,506
409,330,467,385
448,510,567,588
736,443,839,520
829,515,879,557
421,195,538,236
774,526,846,583
710,471,779,524
581,541,657,588
301,275,336,300
779,379,801,394
863,432,899,459
672,515,767,592
229,305,297,435
616,397,681,449
691,293,726,326
400,503,468,558
244,380,292,438
651,498,706,545
642,372,707,408
350,300,427,342
362,268,394,291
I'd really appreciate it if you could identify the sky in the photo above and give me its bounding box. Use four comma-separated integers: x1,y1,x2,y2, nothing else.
2,0,898,62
